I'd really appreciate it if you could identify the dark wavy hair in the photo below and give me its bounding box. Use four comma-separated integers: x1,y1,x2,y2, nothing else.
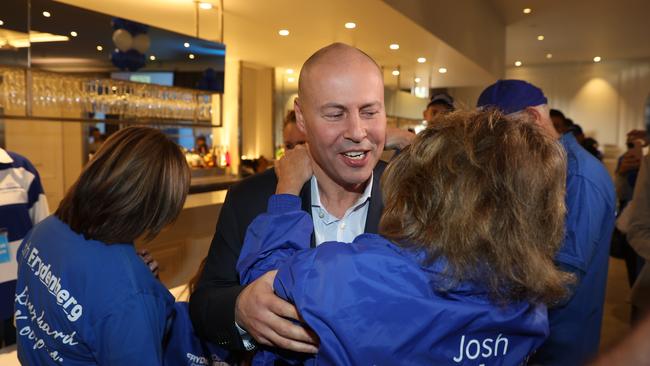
380,109,573,305
56,127,190,243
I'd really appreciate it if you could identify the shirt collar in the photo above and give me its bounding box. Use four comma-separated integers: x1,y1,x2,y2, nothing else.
310,173,373,212
0,149,13,164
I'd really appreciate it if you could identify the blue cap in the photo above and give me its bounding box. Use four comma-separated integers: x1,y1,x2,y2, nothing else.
476,79,548,114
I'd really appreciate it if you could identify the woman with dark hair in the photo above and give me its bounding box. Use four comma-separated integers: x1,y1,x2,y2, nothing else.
238,110,573,365
14,127,190,365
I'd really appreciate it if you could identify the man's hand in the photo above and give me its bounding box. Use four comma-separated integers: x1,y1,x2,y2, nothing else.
235,271,319,353
275,144,313,195
618,150,641,175
384,126,415,150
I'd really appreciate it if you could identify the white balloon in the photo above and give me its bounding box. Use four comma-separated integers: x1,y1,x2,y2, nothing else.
112,29,133,52
132,34,150,54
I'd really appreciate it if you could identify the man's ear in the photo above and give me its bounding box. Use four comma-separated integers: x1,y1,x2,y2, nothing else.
294,98,307,134
524,106,542,123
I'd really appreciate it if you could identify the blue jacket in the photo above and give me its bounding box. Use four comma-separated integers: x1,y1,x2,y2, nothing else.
238,194,550,366
531,133,616,365
15,216,174,365
164,302,235,365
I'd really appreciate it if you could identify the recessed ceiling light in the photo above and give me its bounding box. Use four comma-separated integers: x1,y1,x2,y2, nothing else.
42,11,51,18
593,56,602,63
514,60,522,67
414,77,421,83
288,77,296,83
96,45,103,51
389,43,399,50
189,54,195,59
392,70,400,76
438,67,448,74
149,55,156,61
523,8,532,14
417,57,426,63
537,35,545,41
184,42,190,48
199,2,213,10
546,53,553,59
286,68,294,74
111,86,117,91
70,31,78,37
278,29,290,36
0,20,5,26
344,22,356,29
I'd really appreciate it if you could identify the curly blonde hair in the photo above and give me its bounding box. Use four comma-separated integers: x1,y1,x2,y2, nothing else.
380,109,573,305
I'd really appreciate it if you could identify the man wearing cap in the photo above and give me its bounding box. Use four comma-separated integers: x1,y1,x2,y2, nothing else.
423,92,455,123
477,80,616,365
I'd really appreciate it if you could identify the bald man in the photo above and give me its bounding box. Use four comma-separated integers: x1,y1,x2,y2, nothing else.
190,43,394,354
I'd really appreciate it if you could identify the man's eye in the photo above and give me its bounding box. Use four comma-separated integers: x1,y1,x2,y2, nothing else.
362,111,378,118
325,113,344,119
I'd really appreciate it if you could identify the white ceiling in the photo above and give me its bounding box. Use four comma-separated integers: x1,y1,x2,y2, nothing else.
57,0,496,90
491,0,650,66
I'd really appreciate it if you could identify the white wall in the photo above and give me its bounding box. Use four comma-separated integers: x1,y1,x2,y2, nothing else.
507,60,650,148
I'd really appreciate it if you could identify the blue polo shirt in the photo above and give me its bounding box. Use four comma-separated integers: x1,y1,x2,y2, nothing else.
531,133,616,365
239,194,550,366
15,216,174,365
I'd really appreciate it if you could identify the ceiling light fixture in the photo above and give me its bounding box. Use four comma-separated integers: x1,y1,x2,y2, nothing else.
70,31,78,37
414,77,421,83
546,53,553,59
417,57,426,63
199,2,213,10
278,29,290,36
344,22,356,29
523,8,532,14
189,54,195,59
149,55,156,61
42,11,51,18
389,43,399,50
438,67,448,74
288,77,295,83
96,45,103,51
392,70,400,76
593,56,602,63
0,20,4,26
537,35,544,41
514,60,522,67
184,42,190,48
286,68,294,74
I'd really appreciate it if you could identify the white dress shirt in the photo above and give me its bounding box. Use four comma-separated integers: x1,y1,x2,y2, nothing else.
310,174,372,246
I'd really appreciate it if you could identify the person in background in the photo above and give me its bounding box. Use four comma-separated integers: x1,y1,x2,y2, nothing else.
477,80,616,365
282,110,307,151
0,148,49,348
590,314,650,365
88,127,104,155
190,42,389,355
583,137,604,161
625,126,650,323
422,92,454,123
550,108,570,134
14,127,190,365
195,135,210,155
238,109,572,365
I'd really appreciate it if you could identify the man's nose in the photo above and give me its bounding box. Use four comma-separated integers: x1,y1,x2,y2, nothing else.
344,113,367,142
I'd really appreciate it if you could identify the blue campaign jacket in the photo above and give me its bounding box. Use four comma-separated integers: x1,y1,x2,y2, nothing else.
531,133,616,365
15,216,174,365
238,195,550,366
164,302,235,366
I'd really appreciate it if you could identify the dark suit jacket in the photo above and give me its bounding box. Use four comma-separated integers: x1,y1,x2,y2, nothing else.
189,161,387,351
